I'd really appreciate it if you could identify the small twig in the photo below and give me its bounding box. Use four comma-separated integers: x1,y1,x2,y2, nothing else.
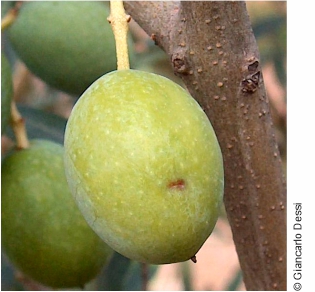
10,101,30,149
2,1,29,150
108,0,131,70
1,1,22,31
141,263,148,291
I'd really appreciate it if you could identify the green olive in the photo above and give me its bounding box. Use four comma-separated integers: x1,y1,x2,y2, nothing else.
64,70,224,264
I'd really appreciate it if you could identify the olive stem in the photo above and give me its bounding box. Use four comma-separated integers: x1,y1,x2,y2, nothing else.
1,2,22,31
2,2,29,149
107,0,131,70
10,101,30,150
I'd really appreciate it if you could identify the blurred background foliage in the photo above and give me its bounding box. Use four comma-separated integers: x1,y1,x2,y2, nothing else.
1,1,286,291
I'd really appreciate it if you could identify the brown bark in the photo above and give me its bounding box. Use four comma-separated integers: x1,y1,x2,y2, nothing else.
125,1,286,290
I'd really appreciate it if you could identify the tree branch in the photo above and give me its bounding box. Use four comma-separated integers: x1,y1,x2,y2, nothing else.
125,1,286,290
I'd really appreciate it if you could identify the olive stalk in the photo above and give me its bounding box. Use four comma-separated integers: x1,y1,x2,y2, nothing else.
2,4,30,150
108,0,131,70
10,102,30,149
1,2,22,31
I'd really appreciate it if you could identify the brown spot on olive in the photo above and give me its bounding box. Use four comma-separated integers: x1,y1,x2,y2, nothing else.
168,179,185,190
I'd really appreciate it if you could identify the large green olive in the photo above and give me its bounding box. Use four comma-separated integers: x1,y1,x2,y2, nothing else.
8,1,135,96
64,70,224,264
1,140,113,288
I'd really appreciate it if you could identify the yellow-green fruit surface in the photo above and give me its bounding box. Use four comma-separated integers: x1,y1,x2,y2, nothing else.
1,53,13,134
8,1,135,96
1,140,113,288
64,70,224,264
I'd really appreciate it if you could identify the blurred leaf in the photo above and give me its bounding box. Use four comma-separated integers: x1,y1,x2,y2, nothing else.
252,15,286,39
224,269,243,291
181,261,193,291
123,262,158,290
97,251,158,291
5,104,67,145
97,252,133,290
273,50,287,87
252,15,286,87
1,253,24,291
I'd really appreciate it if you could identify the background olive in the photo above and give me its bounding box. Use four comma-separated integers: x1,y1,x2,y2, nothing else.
1,140,113,288
8,1,135,96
